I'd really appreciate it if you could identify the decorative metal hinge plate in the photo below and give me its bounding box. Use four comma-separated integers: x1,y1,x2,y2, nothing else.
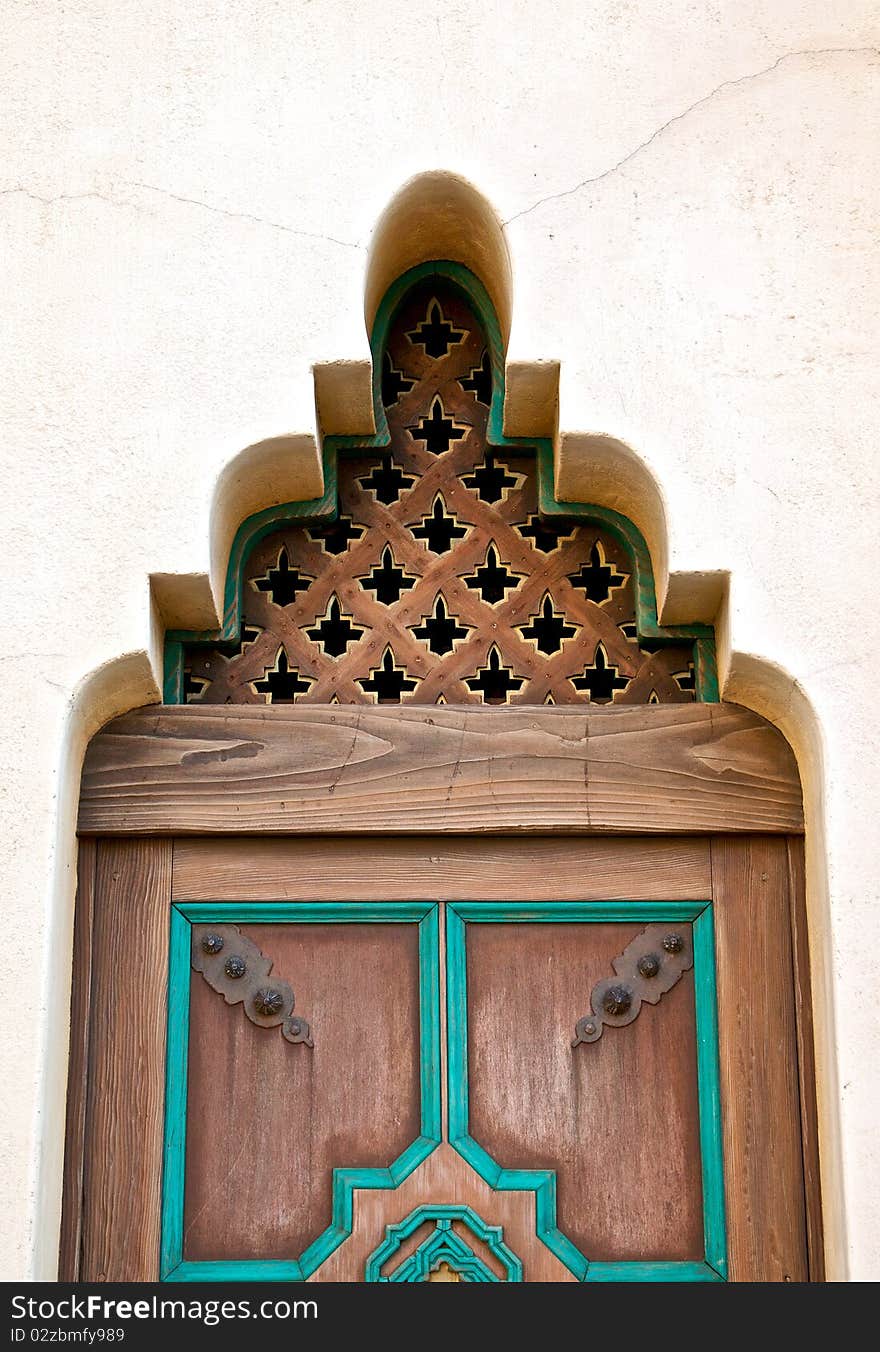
572,923,693,1046
191,923,313,1047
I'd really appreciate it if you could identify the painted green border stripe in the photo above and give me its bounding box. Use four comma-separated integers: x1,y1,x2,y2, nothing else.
446,900,727,1284
451,900,706,924
693,905,728,1278
176,901,436,924
160,907,192,1279
164,258,719,704
161,901,441,1283
586,1260,724,1283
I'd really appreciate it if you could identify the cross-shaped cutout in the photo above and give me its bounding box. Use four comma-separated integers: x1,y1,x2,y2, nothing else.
308,515,365,556
518,593,578,655
360,545,418,604
251,648,312,703
411,594,471,655
408,396,469,455
673,663,696,694
462,453,521,503
252,546,314,607
359,646,418,702
571,644,630,703
567,541,628,604
306,595,365,658
465,644,526,704
518,514,578,554
459,350,492,405
406,298,466,358
381,351,415,406
463,543,524,604
183,669,210,703
411,494,468,554
359,455,416,505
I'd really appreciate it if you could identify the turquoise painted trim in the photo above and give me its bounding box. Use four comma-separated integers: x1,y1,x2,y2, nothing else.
161,901,441,1282
585,1261,724,1283
693,906,728,1279
446,900,727,1283
164,259,718,703
159,907,191,1279
365,1204,522,1283
176,901,436,924
450,900,707,924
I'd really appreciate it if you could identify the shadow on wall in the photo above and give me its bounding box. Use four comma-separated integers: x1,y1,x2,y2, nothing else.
42,169,843,1279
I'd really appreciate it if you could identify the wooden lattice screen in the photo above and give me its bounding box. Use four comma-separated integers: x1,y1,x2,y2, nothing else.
180,281,697,706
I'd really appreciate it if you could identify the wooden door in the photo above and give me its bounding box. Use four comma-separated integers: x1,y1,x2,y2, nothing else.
61,829,821,1283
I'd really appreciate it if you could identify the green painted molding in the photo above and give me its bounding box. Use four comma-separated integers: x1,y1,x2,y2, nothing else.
161,901,442,1283
164,259,719,702
445,900,727,1284
365,1204,523,1283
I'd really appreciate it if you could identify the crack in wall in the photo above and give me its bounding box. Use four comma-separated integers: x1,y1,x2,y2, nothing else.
0,182,364,251
503,46,880,227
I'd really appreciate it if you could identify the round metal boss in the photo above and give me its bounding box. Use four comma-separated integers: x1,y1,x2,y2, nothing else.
253,988,284,1017
602,984,633,1017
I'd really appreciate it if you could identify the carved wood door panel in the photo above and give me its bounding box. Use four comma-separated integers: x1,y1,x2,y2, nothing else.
63,833,820,1283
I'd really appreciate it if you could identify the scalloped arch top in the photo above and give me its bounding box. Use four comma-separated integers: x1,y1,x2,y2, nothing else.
165,264,717,705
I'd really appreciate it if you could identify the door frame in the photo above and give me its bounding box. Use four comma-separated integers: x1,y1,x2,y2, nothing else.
62,701,822,1281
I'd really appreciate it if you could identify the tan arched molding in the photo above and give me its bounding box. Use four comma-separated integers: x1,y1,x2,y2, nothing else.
37,649,160,1278
39,173,843,1280
717,638,844,1280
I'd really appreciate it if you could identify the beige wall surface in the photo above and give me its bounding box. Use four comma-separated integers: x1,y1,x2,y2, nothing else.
1,1,878,1280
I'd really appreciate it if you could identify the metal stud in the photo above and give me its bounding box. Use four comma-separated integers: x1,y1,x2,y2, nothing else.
201,933,224,956
602,984,632,1017
662,933,684,955
637,953,661,978
224,955,247,979
253,988,284,1017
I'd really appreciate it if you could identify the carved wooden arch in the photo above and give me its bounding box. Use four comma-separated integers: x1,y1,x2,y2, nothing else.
162,263,718,710
62,259,823,1285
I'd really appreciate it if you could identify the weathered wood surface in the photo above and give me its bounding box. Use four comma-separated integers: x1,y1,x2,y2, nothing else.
78,840,171,1281
787,838,825,1280
172,835,712,901
78,703,803,836
186,923,421,1262
58,839,96,1280
711,836,808,1282
467,920,703,1262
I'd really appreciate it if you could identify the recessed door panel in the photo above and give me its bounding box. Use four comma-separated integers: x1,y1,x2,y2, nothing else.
464,919,704,1262
184,921,422,1263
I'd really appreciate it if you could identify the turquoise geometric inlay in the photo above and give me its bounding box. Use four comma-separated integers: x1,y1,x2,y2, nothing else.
365,1205,523,1283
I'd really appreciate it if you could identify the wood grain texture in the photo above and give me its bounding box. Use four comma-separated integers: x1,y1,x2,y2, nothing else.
184,923,421,1262
312,1143,577,1282
79,840,172,1281
171,835,711,901
711,836,808,1281
58,838,97,1280
466,922,703,1262
78,702,803,836
787,838,825,1280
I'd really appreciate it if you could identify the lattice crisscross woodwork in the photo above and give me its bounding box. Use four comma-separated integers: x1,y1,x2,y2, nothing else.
180,282,697,706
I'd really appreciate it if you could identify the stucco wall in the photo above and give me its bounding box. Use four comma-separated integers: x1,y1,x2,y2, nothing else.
2,1,878,1280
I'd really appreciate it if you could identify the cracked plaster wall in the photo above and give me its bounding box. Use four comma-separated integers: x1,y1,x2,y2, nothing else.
1,1,879,1280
